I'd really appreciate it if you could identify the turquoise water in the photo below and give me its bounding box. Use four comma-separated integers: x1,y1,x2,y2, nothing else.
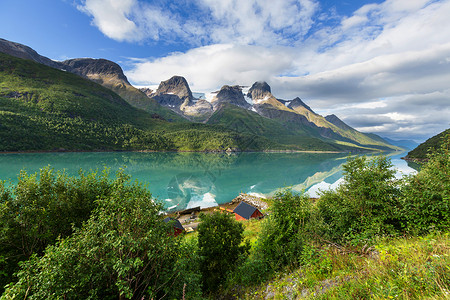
0,151,416,210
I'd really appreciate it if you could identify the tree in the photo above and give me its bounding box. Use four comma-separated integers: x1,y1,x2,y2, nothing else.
197,212,249,293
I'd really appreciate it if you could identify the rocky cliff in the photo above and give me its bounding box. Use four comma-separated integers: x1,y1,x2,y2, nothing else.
0,38,62,69
212,85,250,109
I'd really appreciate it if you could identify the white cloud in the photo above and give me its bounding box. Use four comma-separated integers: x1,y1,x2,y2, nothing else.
126,44,297,91
79,0,450,141
77,0,320,45
78,0,139,41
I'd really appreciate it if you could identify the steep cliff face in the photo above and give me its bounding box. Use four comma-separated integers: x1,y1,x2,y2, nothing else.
152,76,193,108
62,58,130,84
247,81,272,101
212,85,250,109
150,76,214,121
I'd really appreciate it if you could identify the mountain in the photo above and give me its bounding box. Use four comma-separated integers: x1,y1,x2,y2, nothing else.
146,78,398,152
0,38,61,69
0,52,275,152
243,81,399,151
0,38,400,153
0,38,184,122
152,75,193,108
150,76,213,122
211,85,250,109
206,103,342,151
60,58,185,122
286,97,315,113
382,137,419,151
325,114,354,131
405,129,449,160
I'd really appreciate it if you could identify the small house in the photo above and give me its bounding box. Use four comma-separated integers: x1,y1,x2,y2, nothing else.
233,201,263,221
164,217,185,236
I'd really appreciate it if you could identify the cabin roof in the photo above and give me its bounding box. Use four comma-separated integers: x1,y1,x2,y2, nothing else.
233,201,260,219
163,217,184,231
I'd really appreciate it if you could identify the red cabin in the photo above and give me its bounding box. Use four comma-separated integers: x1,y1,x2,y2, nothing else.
164,217,185,237
233,201,263,221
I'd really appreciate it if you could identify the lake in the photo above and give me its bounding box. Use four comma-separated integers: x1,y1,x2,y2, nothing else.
0,151,417,210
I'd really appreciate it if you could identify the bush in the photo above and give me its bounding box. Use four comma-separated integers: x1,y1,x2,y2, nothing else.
2,171,181,299
401,133,450,233
316,155,402,244
172,238,203,299
0,167,113,293
197,212,249,293
257,190,312,270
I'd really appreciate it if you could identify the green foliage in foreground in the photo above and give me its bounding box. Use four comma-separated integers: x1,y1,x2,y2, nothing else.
257,191,312,269
401,133,450,233
0,167,114,293
1,170,191,299
317,155,402,244
224,133,449,298
198,212,249,293
246,233,450,299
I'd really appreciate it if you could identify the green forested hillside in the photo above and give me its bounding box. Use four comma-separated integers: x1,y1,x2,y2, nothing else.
207,103,343,151
406,128,450,160
0,53,274,151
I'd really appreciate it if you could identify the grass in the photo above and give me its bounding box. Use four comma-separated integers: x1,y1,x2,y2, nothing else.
243,232,450,299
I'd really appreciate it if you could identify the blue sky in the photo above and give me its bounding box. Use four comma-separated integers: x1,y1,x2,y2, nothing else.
1,0,449,142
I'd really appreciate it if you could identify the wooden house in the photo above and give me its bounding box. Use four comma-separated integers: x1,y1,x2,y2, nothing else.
233,201,263,221
164,217,185,236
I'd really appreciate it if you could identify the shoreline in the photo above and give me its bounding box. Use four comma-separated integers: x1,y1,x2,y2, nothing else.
0,149,346,155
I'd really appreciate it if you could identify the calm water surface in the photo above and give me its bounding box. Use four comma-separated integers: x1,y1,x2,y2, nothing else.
0,151,417,210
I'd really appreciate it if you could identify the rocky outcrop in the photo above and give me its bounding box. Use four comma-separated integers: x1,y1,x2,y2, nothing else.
149,76,214,121
212,85,250,109
287,97,315,113
181,99,213,121
247,81,272,101
139,88,154,98
61,58,130,84
152,76,194,109
0,38,62,69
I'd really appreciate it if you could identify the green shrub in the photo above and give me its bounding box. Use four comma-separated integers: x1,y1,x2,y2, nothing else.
172,238,203,299
0,167,113,293
316,155,402,244
257,190,312,270
401,133,450,233
2,171,181,299
197,212,249,293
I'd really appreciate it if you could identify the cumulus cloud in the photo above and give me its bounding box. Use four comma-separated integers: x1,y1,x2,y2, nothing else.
77,0,319,45
78,0,139,41
126,44,297,91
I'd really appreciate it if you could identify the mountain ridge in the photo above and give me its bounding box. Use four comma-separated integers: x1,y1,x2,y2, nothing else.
0,38,399,152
